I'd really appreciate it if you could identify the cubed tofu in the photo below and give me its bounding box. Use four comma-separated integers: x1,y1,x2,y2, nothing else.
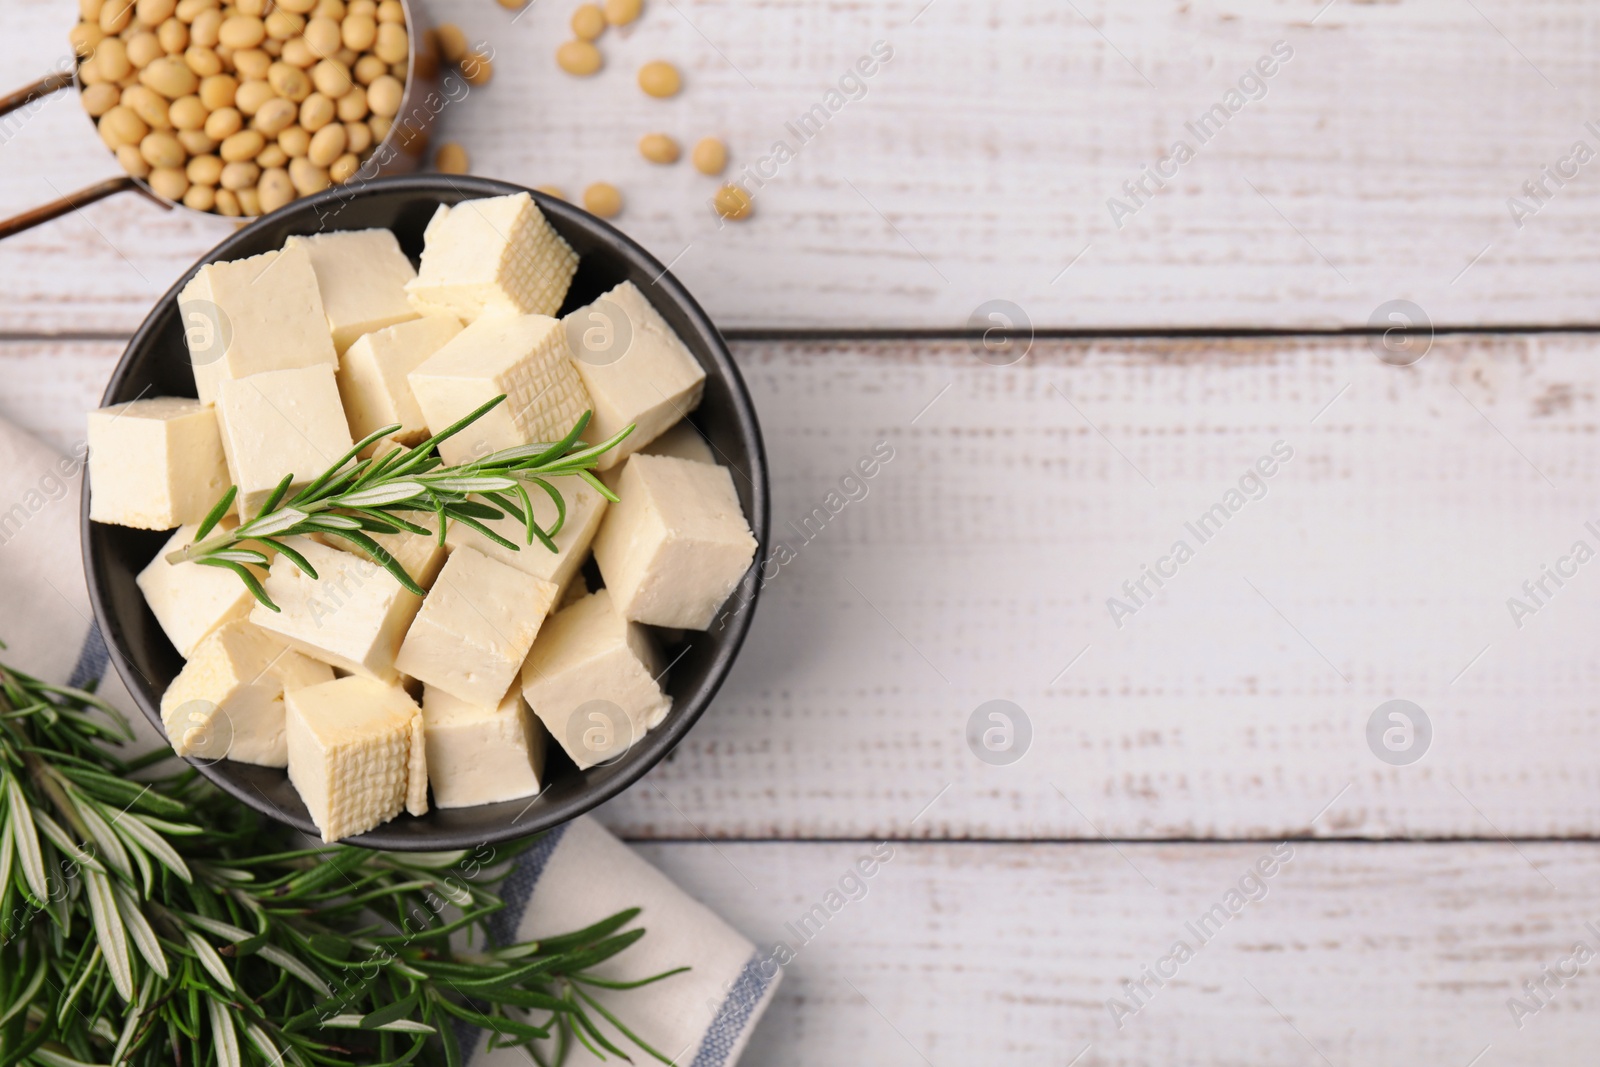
87,397,230,530
138,521,263,656
599,418,718,494
159,620,333,767
286,229,419,352
591,454,758,630
444,474,605,594
421,684,546,808
178,244,338,405
561,281,706,470
286,675,427,842
337,314,462,447
407,312,592,465
215,365,354,519
309,442,450,590
250,536,423,681
521,589,671,770
645,419,717,465
403,193,578,321
314,526,449,591
394,546,558,706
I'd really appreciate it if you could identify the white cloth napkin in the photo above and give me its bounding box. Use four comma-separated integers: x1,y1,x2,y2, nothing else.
0,416,779,1066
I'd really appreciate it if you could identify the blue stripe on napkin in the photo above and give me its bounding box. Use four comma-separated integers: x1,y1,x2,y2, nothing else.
689,952,776,1067
461,823,572,1064
485,823,570,948
67,622,109,689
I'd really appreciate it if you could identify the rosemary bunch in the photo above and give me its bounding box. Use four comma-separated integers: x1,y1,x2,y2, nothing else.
168,397,633,611
0,660,683,1066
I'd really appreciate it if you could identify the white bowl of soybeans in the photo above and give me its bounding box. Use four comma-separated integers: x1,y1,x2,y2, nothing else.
49,0,463,221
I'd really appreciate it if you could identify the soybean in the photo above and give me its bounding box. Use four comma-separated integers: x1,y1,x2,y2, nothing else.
307,122,347,165
177,129,216,153
556,39,601,76
435,142,468,173
691,136,726,175
329,152,359,182
366,74,402,116
572,3,604,39
259,167,295,210
637,60,679,98
434,23,467,64
583,181,622,218
603,0,641,26
713,183,752,220
638,132,678,164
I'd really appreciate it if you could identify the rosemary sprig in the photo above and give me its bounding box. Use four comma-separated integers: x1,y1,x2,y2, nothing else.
0,656,685,1066
168,397,634,612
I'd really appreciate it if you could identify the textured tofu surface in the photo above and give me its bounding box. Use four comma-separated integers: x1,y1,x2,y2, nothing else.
407,311,592,466
561,280,707,470
87,397,230,530
138,522,260,656
179,245,338,405
286,675,423,842
403,193,578,321
592,454,759,630
522,589,671,770
287,229,419,352
421,684,547,808
160,620,333,767
337,314,462,446
445,473,606,591
250,536,423,680
215,365,355,518
396,546,558,706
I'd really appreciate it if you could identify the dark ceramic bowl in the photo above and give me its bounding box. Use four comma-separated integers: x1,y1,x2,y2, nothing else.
82,175,768,850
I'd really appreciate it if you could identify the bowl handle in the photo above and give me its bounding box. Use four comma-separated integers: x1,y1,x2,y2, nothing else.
0,71,174,240
0,175,173,241
0,70,74,118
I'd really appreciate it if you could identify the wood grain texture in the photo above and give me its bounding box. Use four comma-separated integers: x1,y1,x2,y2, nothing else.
5,0,1600,332
25,333,1600,840
630,839,1600,1066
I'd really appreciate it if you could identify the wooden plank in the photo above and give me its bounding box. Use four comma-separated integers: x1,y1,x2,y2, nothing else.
5,0,1600,332
626,839,1600,1065
17,334,1600,839
607,332,1600,839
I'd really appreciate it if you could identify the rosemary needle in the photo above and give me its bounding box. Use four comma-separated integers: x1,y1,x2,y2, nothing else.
0,655,683,1066
169,396,634,612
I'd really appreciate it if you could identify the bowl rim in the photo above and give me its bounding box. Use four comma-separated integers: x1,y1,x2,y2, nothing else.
81,173,769,850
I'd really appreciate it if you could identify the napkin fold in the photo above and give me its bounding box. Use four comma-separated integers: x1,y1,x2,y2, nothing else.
1,415,778,1066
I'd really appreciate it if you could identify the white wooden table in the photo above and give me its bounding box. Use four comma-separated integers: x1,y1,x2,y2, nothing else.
5,0,1600,1062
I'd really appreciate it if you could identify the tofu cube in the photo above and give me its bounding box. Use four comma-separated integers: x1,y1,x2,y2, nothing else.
421,684,546,808
138,521,263,655
250,537,423,681
215,365,354,519
88,397,231,530
407,312,592,465
159,620,333,767
561,281,707,470
316,526,449,591
591,454,758,630
645,419,717,466
287,229,420,352
394,546,557,706
444,474,606,594
178,244,338,405
521,589,671,770
403,193,578,322
286,675,427,842
337,314,462,448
